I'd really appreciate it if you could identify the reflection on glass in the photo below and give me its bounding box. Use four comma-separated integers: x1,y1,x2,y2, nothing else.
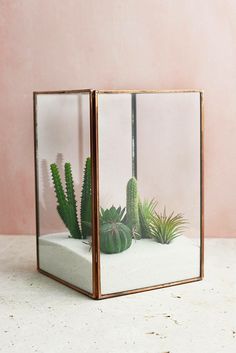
99,92,201,295
36,93,93,293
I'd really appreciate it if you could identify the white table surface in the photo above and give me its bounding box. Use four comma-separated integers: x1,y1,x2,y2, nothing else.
0,236,235,353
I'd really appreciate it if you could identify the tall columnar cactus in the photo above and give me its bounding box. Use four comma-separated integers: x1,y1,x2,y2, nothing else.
50,163,82,239
80,157,92,239
126,177,140,238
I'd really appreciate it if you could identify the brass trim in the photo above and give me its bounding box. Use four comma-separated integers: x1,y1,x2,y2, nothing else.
96,89,203,94
200,91,204,278
33,92,40,270
90,91,101,299
99,277,202,300
38,268,94,298
33,89,93,95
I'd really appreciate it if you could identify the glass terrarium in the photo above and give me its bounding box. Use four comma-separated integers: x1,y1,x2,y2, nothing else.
34,89,204,299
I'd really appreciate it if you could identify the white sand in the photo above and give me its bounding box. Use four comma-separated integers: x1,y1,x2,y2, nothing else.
39,233,200,294
39,234,93,293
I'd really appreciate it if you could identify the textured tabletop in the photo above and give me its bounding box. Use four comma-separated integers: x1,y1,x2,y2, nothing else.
0,236,235,353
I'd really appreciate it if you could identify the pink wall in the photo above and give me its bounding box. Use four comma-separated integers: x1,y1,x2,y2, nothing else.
1,0,236,236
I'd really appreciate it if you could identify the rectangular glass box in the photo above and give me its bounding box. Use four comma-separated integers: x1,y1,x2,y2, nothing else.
34,89,204,299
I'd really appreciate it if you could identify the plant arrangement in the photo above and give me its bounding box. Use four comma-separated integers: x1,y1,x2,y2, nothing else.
50,159,187,253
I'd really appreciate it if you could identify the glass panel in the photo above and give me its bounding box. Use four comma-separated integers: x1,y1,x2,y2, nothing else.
36,92,93,294
98,91,201,295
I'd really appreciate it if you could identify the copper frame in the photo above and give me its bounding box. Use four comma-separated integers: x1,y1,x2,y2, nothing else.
33,89,204,300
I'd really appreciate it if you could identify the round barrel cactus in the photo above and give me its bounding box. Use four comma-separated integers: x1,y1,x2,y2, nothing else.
100,222,132,254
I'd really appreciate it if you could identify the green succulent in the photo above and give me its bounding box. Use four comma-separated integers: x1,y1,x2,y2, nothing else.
150,209,187,244
100,206,125,224
99,206,131,254
138,199,158,238
100,222,132,254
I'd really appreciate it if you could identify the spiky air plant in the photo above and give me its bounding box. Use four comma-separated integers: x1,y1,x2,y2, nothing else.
99,206,132,254
138,199,158,238
150,209,187,244
50,162,82,239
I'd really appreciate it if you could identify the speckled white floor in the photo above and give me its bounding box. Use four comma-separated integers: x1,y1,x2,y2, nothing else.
0,236,235,353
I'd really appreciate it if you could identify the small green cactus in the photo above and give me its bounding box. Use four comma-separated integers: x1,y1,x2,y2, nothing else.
50,163,82,239
126,177,140,238
100,222,132,254
80,157,92,238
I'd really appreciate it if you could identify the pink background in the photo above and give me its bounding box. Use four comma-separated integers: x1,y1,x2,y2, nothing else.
0,0,236,236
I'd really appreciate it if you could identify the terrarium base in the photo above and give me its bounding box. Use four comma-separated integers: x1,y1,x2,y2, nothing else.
39,234,93,293
38,233,200,295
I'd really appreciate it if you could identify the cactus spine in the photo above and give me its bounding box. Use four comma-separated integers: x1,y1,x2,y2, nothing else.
80,157,92,239
126,177,140,238
50,163,82,239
